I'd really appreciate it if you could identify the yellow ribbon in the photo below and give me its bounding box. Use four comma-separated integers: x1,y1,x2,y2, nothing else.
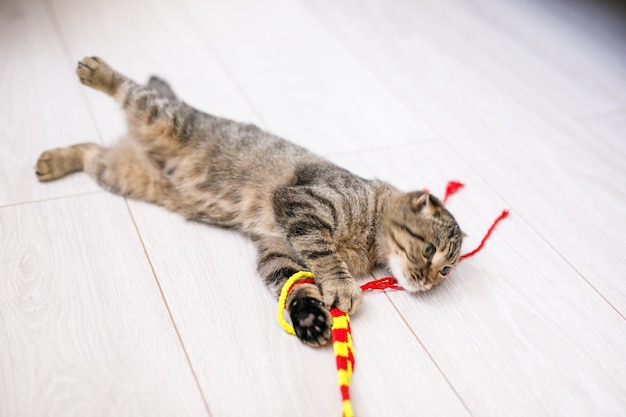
277,271,315,335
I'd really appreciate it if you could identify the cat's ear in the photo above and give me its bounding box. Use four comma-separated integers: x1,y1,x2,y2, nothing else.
411,193,443,216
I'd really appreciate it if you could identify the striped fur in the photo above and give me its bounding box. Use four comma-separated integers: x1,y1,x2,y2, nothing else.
36,57,462,346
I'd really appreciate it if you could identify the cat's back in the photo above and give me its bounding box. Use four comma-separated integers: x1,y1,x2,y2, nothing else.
165,114,327,229
192,116,324,190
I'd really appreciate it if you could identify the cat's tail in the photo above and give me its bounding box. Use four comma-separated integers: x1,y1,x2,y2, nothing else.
147,76,177,100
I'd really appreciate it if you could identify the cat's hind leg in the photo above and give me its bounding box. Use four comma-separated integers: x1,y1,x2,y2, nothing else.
75,56,124,96
255,235,332,347
36,139,172,205
36,143,97,182
76,56,201,147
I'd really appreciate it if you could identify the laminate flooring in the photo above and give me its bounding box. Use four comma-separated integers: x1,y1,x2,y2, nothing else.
1,0,625,416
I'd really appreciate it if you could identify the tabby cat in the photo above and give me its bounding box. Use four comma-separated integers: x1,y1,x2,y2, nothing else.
36,57,463,346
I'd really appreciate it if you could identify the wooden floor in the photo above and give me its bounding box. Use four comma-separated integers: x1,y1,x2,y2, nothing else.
1,0,625,415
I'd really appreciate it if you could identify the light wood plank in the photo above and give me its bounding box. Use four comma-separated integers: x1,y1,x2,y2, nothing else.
331,142,626,417
127,200,471,417
0,194,207,417
0,0,102,206
582,111,626,157
406,0,626,117
461,0,626,118
172,0,437,156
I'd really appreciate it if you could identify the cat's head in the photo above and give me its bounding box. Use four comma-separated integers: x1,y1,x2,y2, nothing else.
379,191,463,292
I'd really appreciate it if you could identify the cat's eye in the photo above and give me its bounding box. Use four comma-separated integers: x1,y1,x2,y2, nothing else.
440,266,452,276
421,243,435,259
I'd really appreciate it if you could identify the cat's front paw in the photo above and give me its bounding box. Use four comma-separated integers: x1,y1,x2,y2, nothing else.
321,278,362,314
76,56,117,93
289,297,332,347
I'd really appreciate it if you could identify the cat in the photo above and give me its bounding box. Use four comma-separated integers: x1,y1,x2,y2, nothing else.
36,56,463,347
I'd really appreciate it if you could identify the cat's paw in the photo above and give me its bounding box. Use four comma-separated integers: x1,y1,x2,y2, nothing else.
35,148,80,182
289,297,332,347
76,56,117,93
321,278,362,314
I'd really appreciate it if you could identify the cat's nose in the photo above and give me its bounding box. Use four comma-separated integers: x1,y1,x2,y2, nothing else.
425,273,441,288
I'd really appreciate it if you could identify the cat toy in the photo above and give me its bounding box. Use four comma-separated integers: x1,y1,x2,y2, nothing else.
277,181,509,417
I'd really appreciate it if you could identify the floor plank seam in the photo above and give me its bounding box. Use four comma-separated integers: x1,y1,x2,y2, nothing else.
323,137,443,159
301,0,443,140
41,0,73,68
0,190,105,210
42,0,109,147
384,292,476,417
123,198,214,417
171,0,270,131
577,107,626,121
506,210,626,321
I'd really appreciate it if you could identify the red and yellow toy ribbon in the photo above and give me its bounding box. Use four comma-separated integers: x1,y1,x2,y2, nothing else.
277,273,401,417
277,271,315,335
